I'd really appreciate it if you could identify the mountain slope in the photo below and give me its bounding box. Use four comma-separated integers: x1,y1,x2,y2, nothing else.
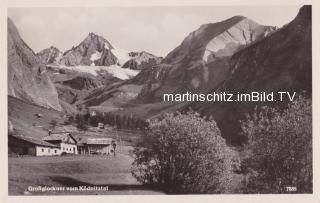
137,16,275,102
122,51,162,70
8,96,66,138
7,18,62,111
189,5,311,144
37,46,62,65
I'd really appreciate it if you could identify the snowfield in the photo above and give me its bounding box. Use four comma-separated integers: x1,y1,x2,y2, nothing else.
103,42,133,66
98,65,140,80
48,64,140,80
90,51,102,62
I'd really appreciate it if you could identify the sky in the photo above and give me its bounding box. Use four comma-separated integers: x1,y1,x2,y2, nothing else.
8,6,301,57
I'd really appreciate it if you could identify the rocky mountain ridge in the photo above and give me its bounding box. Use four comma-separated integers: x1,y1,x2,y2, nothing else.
136,16,276,102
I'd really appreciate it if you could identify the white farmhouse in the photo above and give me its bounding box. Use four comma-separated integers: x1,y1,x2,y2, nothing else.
43,132,78,155
9,134,60,156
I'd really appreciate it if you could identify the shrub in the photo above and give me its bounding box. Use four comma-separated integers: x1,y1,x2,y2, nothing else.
241,95,312,193
131,111,237,194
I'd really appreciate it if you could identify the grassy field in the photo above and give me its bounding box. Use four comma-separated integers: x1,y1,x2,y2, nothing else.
9,153,163,195
8,96,162,195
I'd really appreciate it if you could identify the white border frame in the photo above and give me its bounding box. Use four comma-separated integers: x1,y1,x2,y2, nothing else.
1,0,319,203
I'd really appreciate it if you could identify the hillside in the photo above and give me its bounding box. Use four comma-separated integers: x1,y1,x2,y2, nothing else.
7,18,62,111
188,5,312,143
136,16,275,102
8,96,66,139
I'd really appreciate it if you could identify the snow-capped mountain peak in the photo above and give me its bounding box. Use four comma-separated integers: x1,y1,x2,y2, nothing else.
41,32,161,80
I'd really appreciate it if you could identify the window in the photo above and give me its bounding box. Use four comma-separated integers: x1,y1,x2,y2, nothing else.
54,150,57,153
48,149,51,153
41,148,44,152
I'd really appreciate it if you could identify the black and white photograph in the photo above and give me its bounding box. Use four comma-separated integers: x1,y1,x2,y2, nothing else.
3,1,317,199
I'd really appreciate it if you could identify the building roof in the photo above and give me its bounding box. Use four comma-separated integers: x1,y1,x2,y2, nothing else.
43,132,77,144
10,134,59,148
86,138,112,145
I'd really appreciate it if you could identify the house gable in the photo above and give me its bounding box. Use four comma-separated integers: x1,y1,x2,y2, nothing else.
43,132,77,145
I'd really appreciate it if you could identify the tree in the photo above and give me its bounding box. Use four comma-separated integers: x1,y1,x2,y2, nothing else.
75,114,88,131
89,114,99,127
50,119,58,130
240,95,312,193
131,111,237,194
115,114,121,129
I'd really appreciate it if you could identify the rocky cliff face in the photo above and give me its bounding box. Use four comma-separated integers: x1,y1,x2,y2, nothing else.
189,5,311,144
60,32,118,66
37,46,62,65
137,16,275,102
59,33,162,71
7,18,62,111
